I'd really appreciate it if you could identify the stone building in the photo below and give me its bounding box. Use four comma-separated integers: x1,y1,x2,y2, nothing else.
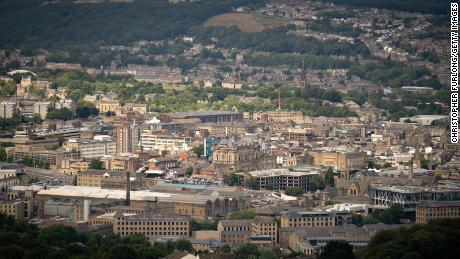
76,170,126,188
416,201,460,223
280,211,336,228
212,138,275,172
0,200,25,220
113,211,190,240
309,150,366,170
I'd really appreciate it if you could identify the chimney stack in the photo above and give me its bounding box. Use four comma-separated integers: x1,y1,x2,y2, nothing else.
125,171,131,206
408,158,414,184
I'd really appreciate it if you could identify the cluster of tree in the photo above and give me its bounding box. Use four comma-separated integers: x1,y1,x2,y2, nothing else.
284,187,305,197
229,209,256,220
232,243,302,259
0,213,196,259
319,240,356,259
356,218,460,259
351,204,404,226
308,17,362,38
0,0,268,48
223,172,242,186
75,101,99,119
325,167,335,187
309,175,326,191
190,219,218,231
192,26,369,57
246,53,353,70
347,60,437,89
46,108,74,121
20,156,50,169
0,115,42,131
89,159,104,170
0,80,16,96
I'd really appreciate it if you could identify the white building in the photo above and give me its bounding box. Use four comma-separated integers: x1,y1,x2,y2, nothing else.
141,130,191,152
65,136,116,159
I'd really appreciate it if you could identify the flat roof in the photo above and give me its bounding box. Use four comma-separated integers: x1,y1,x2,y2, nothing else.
37,185,172,200
156,182,207,190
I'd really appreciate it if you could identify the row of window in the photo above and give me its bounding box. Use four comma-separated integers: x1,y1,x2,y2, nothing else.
119,221,187,226
289,222,334,227
119,231,188,236
118,227,187,231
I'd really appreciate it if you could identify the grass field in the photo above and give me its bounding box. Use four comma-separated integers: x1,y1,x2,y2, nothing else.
203,12,288,32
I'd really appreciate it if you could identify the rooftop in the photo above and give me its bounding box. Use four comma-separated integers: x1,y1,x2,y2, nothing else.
248,168,317,177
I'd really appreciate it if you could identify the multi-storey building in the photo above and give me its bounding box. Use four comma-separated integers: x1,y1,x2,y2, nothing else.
33,101,51,120
247,169,318,192
115,122,141,154
281,211,336,228
281,128,313,145
253,111,304,124
0,101,17,119
0,168,19,190
416,201,460,223
113,212,190,240
12,135,59,151
141,131,191,152
0,200,25,220
251,217,278,244
64,136,116,159
76,170,126,188
288,226,371,256
371,185,460,211
218,219,252,245
212,138,275,172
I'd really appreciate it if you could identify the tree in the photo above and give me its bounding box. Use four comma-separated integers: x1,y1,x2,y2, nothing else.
319,240,355,259
174,238,193,252
0,81,17,96
38,225,80,248
223,173,241,186
357,219,460,259
220,244,231,253
185,167,193,176
309,175,325,191
325,167,335,187
108,244,138,259
190,219,217,231
229,209,255,220
192,144,204,158
244,177,258,189
89,159,103,170
380,204,404,224
284,187,304,197
233,243,261,259
68,89,85,102
46,108,74,121
75,100,98,119
0,147,7,162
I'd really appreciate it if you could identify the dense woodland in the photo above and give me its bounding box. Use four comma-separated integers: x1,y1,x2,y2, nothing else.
0,0,268,48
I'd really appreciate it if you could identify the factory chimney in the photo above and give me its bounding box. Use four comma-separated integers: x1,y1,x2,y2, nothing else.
408,158,414,184
125,171,131,206
278,88,281,112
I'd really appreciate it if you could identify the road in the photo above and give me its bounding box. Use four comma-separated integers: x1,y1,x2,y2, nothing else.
24,167,74,185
